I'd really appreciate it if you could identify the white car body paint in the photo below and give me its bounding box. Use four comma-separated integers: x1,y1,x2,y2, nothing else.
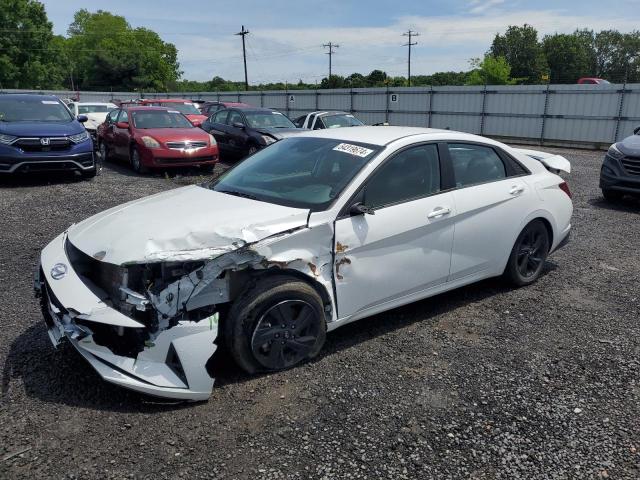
36,126,572,400
68,102,117,132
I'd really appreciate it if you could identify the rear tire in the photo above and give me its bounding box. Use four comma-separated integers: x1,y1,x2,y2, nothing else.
224,275,326,375
504,220,550,287
99,141,110,162
602,189,623,202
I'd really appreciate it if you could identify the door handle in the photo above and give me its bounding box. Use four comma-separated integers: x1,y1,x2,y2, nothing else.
509,185,525,195
427,207,451,219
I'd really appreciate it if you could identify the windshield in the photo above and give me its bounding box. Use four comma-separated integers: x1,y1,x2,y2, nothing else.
78,104,115,114
0,97,73,122
156,102,201,115
245,111,295,129
132,110,194,129
323,114,364,128
210,137,381,210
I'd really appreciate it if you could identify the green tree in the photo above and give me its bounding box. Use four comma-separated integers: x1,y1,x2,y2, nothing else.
65,9,181,91
490,24,548,84
466,55,516,85
542,32,594,83
0,0,66,88
366,69,388,86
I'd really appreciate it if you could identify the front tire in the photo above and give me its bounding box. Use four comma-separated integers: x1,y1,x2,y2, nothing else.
504,220,550,287
224,275,327,374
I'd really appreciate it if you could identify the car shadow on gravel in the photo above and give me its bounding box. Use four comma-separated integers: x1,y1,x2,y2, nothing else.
1,322,197,413
3,265,557,411
0,171,87,187
588,196,640,213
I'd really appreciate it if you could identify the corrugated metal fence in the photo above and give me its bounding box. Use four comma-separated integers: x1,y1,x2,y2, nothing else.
5,84,640,148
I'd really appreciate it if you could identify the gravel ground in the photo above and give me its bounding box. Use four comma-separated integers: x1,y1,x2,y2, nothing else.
1,148,639,479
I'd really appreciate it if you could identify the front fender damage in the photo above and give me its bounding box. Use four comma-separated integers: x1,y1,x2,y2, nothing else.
147,223,336,324
41,223,336,400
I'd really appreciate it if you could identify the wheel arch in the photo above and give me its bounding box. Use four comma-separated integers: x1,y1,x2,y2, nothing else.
230,267,334,323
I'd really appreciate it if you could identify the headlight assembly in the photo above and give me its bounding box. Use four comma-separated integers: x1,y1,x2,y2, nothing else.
141,136,161,148
68,131,90,144
261,135,276,145
0,134,17,145
607,143,624,160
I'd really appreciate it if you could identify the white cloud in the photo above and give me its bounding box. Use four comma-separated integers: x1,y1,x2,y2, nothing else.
468,0,507,14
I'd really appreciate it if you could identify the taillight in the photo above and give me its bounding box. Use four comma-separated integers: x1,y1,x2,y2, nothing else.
559,181,572,198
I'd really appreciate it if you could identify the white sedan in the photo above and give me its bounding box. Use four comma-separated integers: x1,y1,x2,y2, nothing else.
35,127,572,400
66,101,117,142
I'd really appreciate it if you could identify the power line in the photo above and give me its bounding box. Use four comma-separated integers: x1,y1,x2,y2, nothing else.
323,42,339,78
235,25,249,91
402,30,420,86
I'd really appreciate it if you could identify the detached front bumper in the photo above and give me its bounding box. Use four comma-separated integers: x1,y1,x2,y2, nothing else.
34,232,218,401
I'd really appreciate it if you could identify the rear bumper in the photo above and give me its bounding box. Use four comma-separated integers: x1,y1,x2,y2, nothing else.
34,232,217,401
0,151,95,174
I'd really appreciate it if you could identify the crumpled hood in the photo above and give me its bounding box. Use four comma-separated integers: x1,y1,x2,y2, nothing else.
0,121,84,137
618,134,640,156
67,185,309,265
254,127,302,140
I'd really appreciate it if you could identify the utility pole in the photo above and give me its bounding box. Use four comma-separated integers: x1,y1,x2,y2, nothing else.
402,30,420,86
235,25,250,90
323,42,339,78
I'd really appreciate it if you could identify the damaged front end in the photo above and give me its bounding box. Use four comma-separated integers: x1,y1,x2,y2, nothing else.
34,233,220,401
34,215,336,400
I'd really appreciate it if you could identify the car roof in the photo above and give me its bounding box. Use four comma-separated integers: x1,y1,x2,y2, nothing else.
140,98,193,103
75,102,116,105
292,126,457,146
307,110,351,117
124,106,174,112
0,93,61,101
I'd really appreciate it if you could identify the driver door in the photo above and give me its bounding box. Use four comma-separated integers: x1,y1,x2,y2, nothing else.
333,143,455,319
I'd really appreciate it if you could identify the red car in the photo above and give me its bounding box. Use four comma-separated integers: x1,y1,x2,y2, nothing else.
138,99,208,127
97,106,218,173
577,77,610,85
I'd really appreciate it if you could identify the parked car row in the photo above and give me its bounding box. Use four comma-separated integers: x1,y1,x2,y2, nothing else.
1,91,639,207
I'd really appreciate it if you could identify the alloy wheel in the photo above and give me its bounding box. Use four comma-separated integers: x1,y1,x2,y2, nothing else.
251,300,321,370
516,226,547,278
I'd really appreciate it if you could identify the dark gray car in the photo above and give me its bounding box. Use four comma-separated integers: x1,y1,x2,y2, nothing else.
600,126,640,201
201,107,301,160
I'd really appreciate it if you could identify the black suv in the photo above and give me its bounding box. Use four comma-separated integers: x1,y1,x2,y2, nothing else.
600,126,640,201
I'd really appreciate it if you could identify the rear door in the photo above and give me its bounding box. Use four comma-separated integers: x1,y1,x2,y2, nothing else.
208,110,231,154
112,110,131,158
334,143,456,319
445,142,533,281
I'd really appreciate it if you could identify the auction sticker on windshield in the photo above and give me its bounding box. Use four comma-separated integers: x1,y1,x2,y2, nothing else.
333,143,374,158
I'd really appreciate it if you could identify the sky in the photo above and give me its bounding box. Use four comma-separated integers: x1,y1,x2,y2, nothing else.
40,0,640,84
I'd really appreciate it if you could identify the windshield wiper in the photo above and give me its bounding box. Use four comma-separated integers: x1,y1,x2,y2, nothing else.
217,189,259,200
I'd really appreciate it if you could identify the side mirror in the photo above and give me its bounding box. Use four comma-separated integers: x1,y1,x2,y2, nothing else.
634,125,640,135
116,121,129,129
349,202,375,216
77,114,88,123
232,122,246,129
